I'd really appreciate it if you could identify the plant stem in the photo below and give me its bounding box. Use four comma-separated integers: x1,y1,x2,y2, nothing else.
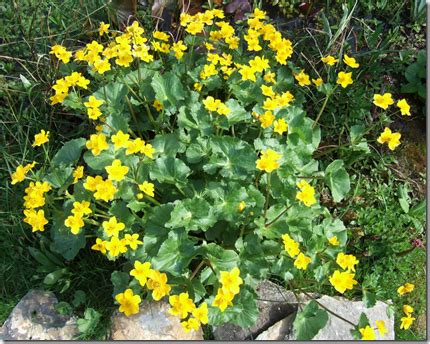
190,260,206,280
263,173,271,222
265,204,292,228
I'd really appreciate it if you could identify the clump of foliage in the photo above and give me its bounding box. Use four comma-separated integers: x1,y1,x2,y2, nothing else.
10,6,417,340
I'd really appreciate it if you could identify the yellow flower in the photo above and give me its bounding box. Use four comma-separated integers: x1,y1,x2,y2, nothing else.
249,56,270,73
256,149,282,173
203,96,221,112
11,162,36,185
264,71,276,83
126,138,146,155
111,130,130,151
403,304,414,317
296,180,317,207
71,201,92,217
212,287,235,312
172,40,187,60
259,111,275,129
83,175,104,191
192,302,208,324
153,99,164,112
102,216,125,237
124,233,143,250
238,201,246,212
64,214,84,235
239,65,257,82
359,325,376,340
84,95,104,109
99,21,110,36
106,236,128,257
87,107,102,120
73,166,84,184
321,55,338,66
138,181,155,197
397,283,414,296
336,71,353,88
50,45,72,63
106,159,129,181
86,133,109,156
115,289,141,317
93,59,111,74
153,31,170,41
91,238,107,254
169,292,196,319
181,318,200,333
23,209,48,232
220,267,243,295
377,127,401,151
282,233,300,258
294,252,312,270
216,103,231,116
186,21,204,35
343,54,360,68
373,93,394,109
397,99,411,116
32,129,49,147
376,320,388,337
94,179,117,202
312,78,323,87
130,261,152,286
294,70,311,86
147,270,172,301
261,85,275,98
329,270,358,294
336,252,359,272
400,315,415,330
23,181,51,209
194,83,203,92
328,236,340,246
273,118,288,135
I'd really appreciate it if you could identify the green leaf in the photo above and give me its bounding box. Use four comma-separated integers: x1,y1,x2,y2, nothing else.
205,243,239,271
325,160,351,202
83,149,115,171
143,204,174,257
43,268,67,285
225,99,250,125
151,229,200,276
94,82,128,112
44,166,73,188
50,221,86,260
363,289,376,308
151,71,185,106
398,185,410,214
111,271,130,297
77,308,101,336
52,138,86,166
150,156,191,186
152,133,185,157
166,197,217,232
208,286,258,328
72,290,87,307
204,136,256,180
293,300,329,340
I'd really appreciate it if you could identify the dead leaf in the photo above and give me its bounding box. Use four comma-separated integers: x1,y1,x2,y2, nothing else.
225,0,251,21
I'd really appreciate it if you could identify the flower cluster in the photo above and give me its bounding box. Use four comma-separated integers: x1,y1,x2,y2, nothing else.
212,267,243,312
281,234,312,270
397,282,416,330
329,252,359,294
359,319,387,340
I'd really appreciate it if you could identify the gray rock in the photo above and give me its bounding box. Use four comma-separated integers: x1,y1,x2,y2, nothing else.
255,313,295,340
213,280,310,340
1,290,79,340
286,295,395,340
110,300,204,340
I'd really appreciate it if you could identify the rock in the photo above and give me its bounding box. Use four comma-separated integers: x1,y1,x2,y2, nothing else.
286,295,395,340
213,280,311,340
110,301,203,340
255,313,295,340
1,290,79,340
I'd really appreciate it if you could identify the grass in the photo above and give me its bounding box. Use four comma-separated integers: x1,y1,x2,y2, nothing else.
0,0,426,340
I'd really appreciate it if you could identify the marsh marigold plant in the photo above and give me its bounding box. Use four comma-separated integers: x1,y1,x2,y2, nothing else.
11,7,411,338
